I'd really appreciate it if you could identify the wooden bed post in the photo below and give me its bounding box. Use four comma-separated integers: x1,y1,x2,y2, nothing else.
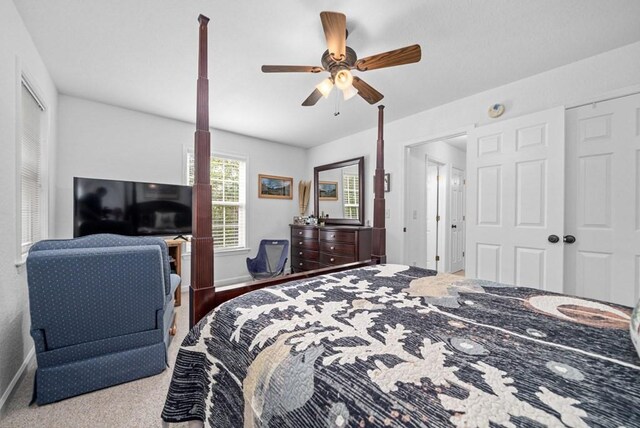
190,14,215,328
372,105,387,264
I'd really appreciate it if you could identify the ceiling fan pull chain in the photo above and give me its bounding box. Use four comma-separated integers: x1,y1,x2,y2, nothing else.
334,88,341,116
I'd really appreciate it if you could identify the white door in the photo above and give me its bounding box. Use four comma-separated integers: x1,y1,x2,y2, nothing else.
450,167,465,273
466,107,565,291
565,93,640,305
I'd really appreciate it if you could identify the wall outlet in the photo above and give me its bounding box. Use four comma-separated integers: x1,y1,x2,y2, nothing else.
385,208,390,219
412,210,417,220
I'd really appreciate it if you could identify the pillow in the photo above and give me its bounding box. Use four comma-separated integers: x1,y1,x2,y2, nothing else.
631,299,640,358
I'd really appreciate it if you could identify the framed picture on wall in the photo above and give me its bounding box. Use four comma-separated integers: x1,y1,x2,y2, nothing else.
258,174,293,199
318,181,338,200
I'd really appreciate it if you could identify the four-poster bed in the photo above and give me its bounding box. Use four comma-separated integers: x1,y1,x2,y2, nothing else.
188,15,387,328
164,14,640,428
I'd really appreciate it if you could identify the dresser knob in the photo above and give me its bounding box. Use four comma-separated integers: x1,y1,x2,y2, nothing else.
299,262,303,266
299,241,303,245
331,234,335,238
330,258,335,262
298,231,302,235
330,246,335,250
299,251,303,255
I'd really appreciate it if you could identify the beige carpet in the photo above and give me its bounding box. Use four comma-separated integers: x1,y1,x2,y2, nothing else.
1,293,191,428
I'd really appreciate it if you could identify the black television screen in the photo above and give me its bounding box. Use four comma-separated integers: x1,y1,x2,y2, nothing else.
73,177,192,238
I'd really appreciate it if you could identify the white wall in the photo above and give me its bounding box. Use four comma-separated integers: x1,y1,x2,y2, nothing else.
55,95,308,285
307,41,640,266
406,141,466,271
0,0,58,414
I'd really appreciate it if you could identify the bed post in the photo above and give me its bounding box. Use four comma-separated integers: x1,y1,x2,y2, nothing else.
190,14,215,328
372,105,387,264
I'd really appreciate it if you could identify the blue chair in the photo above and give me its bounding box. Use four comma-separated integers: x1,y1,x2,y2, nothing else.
246,239,289,280
26,234,180,405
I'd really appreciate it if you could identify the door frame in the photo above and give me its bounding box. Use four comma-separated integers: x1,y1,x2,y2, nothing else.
424,156,446,271
402,127,472,269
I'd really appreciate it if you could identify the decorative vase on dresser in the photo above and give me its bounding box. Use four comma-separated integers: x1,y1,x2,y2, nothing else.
290,224,372,273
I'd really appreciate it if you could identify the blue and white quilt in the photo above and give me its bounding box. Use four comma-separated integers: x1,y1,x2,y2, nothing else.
162,264,639,427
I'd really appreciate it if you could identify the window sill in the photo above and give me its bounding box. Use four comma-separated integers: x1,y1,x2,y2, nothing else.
15,253,27,268
215,247,251,257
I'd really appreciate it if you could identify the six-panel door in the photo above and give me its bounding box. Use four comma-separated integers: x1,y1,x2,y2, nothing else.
466,107,565,291
565,93,640,305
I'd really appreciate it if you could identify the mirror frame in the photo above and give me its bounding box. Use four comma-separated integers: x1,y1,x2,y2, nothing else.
314,156,365,226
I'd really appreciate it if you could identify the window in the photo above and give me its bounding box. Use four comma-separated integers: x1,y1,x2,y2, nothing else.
20,82,45,255
343,172,359,219
187,153,247,250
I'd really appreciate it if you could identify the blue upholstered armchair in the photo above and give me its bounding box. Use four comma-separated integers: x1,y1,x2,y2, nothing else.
26,234,180,405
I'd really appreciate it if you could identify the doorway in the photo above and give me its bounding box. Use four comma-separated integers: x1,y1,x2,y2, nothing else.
404,136,467,273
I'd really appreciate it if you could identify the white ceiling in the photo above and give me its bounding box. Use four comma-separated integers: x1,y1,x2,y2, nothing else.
13,0,640,147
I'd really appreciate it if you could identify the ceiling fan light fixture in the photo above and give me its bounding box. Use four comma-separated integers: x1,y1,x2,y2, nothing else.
334,69,353,90
316,78,334,98
342,85,358,101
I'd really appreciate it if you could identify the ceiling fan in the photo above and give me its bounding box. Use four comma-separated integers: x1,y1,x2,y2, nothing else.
261,11,422,106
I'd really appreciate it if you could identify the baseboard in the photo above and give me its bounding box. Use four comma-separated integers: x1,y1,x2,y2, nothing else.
216,275,253,287
0,347,35,419
180,275,253,293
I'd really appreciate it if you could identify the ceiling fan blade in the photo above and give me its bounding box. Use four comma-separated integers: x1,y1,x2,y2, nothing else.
354,44,422,71
262,65,324,73
352,77,384,104
320,11,347,61
302,88,323,106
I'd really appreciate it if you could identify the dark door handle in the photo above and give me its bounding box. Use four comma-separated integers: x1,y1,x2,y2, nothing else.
548,235,560,243
451,225,457,229
563,235,576,244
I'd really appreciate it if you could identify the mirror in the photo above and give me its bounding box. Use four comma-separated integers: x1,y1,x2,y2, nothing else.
314,156,364,225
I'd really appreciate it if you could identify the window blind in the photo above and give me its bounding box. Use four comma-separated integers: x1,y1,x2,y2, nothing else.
21,83,44,253
187,152,247,249
343,172,359,219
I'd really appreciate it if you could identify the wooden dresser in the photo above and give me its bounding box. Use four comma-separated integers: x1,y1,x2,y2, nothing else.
290,224,372,273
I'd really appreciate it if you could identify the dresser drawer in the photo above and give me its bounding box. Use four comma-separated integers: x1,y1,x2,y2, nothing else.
319,230,356,243
319,241,355,256
291,227,318,239
291,239,319,251
291,257,319,271
319,252,356,266
292,248,318,260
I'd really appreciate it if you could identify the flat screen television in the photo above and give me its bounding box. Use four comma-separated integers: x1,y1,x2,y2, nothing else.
73,177,192,238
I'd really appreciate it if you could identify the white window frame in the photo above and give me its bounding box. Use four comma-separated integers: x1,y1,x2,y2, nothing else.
342,172,360,219
184,148,248,254
16,66,49,264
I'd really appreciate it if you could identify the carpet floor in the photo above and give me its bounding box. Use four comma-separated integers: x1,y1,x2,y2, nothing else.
1,293,191,428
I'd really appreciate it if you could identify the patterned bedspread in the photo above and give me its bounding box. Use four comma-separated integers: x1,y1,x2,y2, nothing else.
162,264,640,427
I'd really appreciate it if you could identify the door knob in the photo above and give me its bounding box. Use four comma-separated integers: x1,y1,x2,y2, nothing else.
563,235,576,244
548,235,560,243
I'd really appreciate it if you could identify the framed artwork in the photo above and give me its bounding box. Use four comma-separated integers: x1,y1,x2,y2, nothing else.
258,174,293,199
318,181,338,200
